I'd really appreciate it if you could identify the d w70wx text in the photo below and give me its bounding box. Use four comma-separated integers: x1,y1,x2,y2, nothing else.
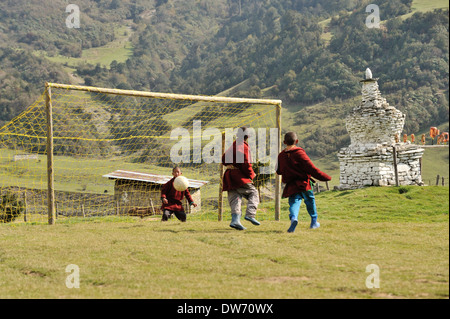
177,303,273,316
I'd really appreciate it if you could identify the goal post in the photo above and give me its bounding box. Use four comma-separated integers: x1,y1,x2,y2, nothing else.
45,83,56,225
1,83,282,224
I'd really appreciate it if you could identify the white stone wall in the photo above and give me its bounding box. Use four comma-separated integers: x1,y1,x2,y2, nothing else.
339,144,424,189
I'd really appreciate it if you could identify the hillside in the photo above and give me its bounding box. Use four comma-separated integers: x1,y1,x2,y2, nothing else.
0,0,448,159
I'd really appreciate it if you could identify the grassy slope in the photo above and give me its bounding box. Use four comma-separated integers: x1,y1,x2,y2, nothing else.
401,0,450,19
421,146,450,185
34,24,134,72
0,186,448,299
320,0,449,36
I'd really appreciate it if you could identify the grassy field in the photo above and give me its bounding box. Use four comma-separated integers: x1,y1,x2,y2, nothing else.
0,186,448,299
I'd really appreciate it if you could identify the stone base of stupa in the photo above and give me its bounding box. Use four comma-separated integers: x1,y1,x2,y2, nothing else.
337,143,424,190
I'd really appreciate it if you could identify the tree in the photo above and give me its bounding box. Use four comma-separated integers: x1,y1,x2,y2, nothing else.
110,0,120,9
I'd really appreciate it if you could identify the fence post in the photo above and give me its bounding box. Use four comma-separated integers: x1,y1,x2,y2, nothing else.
419,157,422,178
436,175,440,186
442,177,445,186
393,146,399,187
45,83,56,225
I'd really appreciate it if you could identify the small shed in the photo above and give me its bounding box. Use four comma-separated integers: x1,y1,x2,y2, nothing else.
103,170,208,216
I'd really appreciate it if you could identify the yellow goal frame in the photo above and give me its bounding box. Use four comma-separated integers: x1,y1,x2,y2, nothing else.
44,82,282,224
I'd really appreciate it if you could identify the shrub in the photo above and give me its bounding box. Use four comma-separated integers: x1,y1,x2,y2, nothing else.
0,193,24,223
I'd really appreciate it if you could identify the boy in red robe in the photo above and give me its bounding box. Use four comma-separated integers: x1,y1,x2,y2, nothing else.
161,166,197,222
276,132,331,232
222,127,260,230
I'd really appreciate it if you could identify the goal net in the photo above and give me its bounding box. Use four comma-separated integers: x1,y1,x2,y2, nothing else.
0,83,281,224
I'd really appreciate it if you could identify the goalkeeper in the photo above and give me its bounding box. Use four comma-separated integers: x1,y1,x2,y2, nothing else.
161,166,197,222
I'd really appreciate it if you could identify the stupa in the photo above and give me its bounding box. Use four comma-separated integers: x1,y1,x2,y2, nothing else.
337,68,424,189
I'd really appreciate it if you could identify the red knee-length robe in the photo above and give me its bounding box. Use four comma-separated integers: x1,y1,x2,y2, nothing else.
221,140,256,192
276,146,331,198
160,177,194,212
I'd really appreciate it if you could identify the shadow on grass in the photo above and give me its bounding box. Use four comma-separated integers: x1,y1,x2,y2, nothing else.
152,227,285,234
333,190,352,197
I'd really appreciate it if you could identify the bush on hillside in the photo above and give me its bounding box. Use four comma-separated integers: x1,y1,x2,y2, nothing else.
0,192,24,223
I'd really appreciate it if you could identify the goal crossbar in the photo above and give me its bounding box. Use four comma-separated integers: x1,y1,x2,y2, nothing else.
46,82,282,106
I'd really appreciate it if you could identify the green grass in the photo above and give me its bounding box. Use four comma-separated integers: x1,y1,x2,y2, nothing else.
312,185,449,223
34,25,133,70
0,186,448,298
411,0,449,12
393,0,448,20
421,147,449,185
318,0,449,35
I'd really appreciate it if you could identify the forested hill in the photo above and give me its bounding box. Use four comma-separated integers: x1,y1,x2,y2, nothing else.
0,0,448,156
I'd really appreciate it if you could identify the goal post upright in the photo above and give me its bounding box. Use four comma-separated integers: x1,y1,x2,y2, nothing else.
45,82,56,225
218,132,225,221
275,102,282,221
